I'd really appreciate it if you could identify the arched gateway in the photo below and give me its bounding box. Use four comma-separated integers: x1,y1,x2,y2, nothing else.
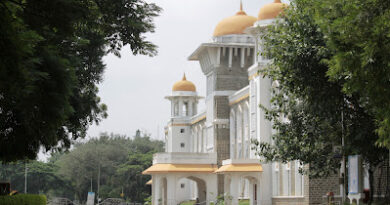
142,153,218,205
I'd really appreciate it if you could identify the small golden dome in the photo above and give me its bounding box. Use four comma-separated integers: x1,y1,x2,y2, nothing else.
172,74,196,92
258,0,288,20
213,2,257,37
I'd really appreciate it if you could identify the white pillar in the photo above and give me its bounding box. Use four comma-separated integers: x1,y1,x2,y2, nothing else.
230,110,236,159
188,100,193,116
237,107,242,158
178,99,183,117
153,175,161,205
230,174,240,205
166,175,177,205
248,179,254,205
259,164,272,205
206,176,218,205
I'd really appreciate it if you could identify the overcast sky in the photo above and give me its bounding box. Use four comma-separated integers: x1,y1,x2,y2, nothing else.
86,0,284,141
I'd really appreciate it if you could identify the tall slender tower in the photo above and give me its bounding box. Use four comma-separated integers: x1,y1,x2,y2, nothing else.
165,74,202,152
188,3,256,194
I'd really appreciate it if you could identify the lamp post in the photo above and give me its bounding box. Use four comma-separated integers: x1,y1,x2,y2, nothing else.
24,162,28,193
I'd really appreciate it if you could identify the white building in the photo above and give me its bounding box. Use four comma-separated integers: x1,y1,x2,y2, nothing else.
143,1,341,204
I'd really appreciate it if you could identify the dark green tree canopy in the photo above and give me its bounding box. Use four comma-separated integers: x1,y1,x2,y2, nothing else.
0,0,161,162
253,0,388,178
314,0,390,148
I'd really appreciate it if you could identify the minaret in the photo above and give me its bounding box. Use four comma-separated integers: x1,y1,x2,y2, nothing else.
188,2,256,195
165,74,202,152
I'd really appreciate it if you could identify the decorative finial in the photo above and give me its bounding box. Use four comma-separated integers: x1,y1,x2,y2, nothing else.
236,0,246,15
274,0,282,3
182,73,187,81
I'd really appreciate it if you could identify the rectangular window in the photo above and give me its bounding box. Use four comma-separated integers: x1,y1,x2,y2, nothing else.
181,183,185,188
180,143,185,148
180,128,185,133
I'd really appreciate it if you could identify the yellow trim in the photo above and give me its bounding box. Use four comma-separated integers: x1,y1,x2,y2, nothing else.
248,73,259,80
215,163,263,173
146,179,152,185
142,164,218,175
170,123,190,127
229,94,249,106
191,116,206,125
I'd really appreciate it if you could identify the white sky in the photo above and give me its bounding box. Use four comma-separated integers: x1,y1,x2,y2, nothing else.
38,0,288,160
38,0,289,160
86,0,280,141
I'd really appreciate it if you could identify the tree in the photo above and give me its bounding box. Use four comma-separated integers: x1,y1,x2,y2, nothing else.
253,0,388,184
0,160,73,198
56,132,163,202
116,132,164,202
314,0,390,148
0,0,161,162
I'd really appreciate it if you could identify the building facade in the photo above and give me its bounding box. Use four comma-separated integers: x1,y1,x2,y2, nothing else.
143,1,342,204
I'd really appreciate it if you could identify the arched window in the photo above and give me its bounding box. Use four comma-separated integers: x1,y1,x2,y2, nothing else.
183,102,188,116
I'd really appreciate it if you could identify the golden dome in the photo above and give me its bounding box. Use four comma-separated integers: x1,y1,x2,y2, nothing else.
258,0,288,20
172,74,196,92
213,2,257,37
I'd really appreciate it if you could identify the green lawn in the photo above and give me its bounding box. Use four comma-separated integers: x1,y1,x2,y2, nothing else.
180,199,250,205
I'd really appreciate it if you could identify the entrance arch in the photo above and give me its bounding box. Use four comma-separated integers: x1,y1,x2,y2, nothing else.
222,174,261,205
177,175,208,205
243,176,259,205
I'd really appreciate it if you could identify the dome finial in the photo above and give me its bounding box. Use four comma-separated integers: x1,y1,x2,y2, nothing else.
182,73,187,81
274,0,281,3
236,0,246,15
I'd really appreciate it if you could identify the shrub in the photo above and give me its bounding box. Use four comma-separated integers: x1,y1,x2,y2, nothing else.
0,194,47,205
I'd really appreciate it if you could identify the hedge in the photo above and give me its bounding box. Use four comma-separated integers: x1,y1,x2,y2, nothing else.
0,194,47,205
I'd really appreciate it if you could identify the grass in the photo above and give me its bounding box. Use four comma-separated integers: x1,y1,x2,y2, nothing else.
180,199,250,205
0,194,47,205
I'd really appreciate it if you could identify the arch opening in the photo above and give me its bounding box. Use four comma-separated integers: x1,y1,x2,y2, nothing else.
178,176,207,205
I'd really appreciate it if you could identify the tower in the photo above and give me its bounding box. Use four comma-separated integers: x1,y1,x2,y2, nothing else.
165,74,202,152
188,3,256,194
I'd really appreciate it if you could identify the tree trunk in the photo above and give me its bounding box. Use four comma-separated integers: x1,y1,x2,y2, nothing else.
368,165,374,204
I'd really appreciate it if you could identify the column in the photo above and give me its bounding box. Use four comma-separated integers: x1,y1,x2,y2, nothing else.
237,107,242,158
178,99,183,117
166,175,177,205
207,176,218,205
230,110,236,159
188,100,193,116
260,164,272,205
248,180,254,205
230,174,240,205
153,175,161,205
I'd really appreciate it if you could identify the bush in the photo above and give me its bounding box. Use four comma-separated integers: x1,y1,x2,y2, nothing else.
0,194,47,205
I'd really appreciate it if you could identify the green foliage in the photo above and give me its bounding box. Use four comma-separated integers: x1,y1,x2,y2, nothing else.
0,160,72,199
56,132,163,203
313,0,390,148
254,0,388,178
0,194,47,205
0,132,163,203
0,0,161,162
